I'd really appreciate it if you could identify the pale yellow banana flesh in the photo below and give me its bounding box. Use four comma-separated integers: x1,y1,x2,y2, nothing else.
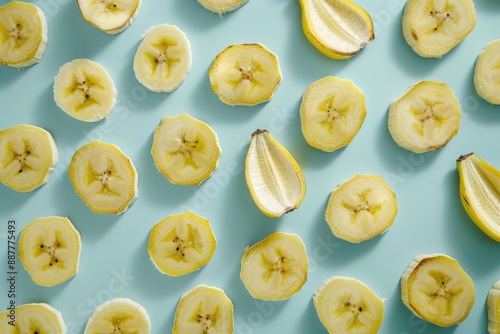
0,303,67,334
173,285,234,334
77,0,141,34
487,280,500,333
400,253,475,327
197,0,249,15
151,113,221,185
240,232,308,301
474,39,500,105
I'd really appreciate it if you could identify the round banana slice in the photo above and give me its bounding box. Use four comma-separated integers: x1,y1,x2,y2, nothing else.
474,39,500,105
134,24,191,93
325,174,398,243
54,58,117,122
76,0,141,34
487,280,500,333
197,0,249,15
0,1,47,68
401,253,475,327
314,276,384,334
19,216,81,287
0,124,58,192
68,140,138,214
388,81,461,153
173,285,233,334
209,43,282,106
148,211,216,277
402,0,476,58
240,232,308,301
0,303,67,334
152,113,221,186
84,298,151,334
301,76,367,152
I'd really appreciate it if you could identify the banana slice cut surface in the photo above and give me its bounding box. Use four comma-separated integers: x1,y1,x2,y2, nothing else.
77,0,141,34
474,39,500,105
198,0,249,15
0,303,67,334
487,280,500,334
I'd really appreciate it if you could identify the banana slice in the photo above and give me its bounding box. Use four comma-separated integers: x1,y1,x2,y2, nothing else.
301,76,367,152
388,81,461,153
401,253,475,327
84,298,151,334
402,0,476,58
313,276,384,334
299,0,374,59
134,24,191,93
0,303,66,334
209,43,282,106
487,280,500,333
0,124,58,192
173,285,233,334
76,0,141,34
0,1,47,68
151,113,221,186
197,0,249,15
19,216,81,287
148,211,216,277
240,232,308,301
325,174,397,243
245,129,306,218
53,58,117,122
474,39,500,105
68,140,138,214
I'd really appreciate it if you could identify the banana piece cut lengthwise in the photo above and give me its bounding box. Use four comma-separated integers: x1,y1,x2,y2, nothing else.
77,0,141,34
487,280,500,334
314,276,385,334
474,40,500,105
401,253,475,327
0,303,67,334
198,0,249,15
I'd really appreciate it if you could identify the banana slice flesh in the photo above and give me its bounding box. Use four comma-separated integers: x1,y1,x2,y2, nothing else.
209,43,282,106
0,124,58,192
54,58,117,122
402,0,476,58
401,253,475,327
152,113,221,185
313,276,384,334
84,298,151,334
76,0,141,34
240,232,308,301
388,81,461,153
0,303,67,334
134,24,191,93
0,1,47,68
325,174,398,243
474,39,500,105
198,0,249,15
487,280,500,333
173,285,234,334
148,211,216,277
301,76,367,152
68,140,138,214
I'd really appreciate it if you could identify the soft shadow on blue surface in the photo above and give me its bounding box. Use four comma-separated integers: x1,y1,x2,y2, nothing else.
296,298,328,334
171,0,230,32
0,187,37,217
0,66,31,87
475,0,500,11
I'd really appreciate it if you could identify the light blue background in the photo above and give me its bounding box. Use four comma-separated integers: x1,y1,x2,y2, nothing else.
1,0,500,333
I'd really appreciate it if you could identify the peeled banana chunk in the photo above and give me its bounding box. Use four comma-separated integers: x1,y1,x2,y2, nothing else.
0,303,67,334
487,280,500,334
474,39,500,105
197,0,249,15
77,0,141,34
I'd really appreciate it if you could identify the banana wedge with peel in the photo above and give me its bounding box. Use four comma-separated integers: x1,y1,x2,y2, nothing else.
77,0,141,34
0,303,67,334
314,276,384,333
401,253,475,327
198,0,249,15
245,129,306,218
487,280,500,333
474,40,500,105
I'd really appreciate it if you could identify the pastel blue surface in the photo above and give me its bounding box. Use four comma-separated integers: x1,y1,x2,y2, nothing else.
1,0,500,333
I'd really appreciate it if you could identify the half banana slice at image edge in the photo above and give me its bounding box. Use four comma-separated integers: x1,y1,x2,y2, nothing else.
0,303,67,334
198,0,249,15
487,280,500,333
77,0,141,34
474,39,500,105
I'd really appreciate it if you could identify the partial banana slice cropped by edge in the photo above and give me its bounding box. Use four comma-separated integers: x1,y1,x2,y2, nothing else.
152,114,221,185
401,253,475,327
134,24,192,93
54,58,117,122
69,140,138,214
299,0,374,59
325,174,397,243
76,0,141,34
0,124,58,192
240,232,308,301
388,81,461,153
402,0,476,58
209,43,282,106
0,303,67,334
173,285,234,334
301,76,367,152
198,0,249,15
148,211,216,277
245,129,306,218
487,280,500,333
19,216,81,287
457,153,500,242
84,298,151,334
474,39,500,105
313,276,384,334
0,1,47,68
